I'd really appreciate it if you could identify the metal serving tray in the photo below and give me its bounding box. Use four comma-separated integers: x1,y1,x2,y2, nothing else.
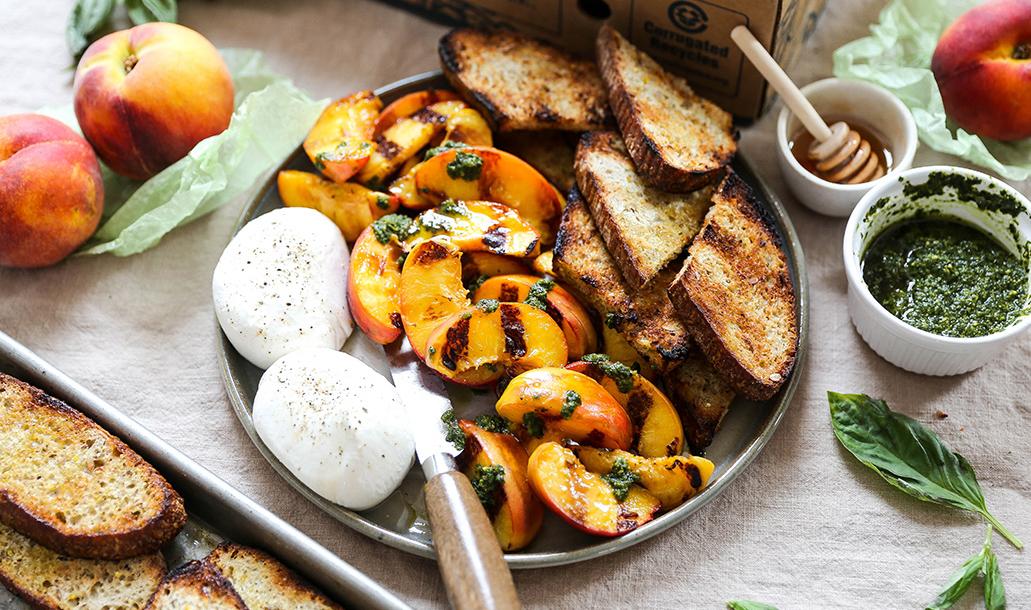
0,330,411,610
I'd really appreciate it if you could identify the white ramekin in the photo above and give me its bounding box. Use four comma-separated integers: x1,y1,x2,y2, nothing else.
777,78,917,217
844,166,1031,376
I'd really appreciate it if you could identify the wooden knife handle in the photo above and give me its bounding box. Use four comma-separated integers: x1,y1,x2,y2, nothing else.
424,470,521,610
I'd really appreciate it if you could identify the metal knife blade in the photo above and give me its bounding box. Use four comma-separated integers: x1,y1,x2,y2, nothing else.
384,338,460,470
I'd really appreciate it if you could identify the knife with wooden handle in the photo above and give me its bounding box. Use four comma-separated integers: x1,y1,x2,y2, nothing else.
385,339,521,610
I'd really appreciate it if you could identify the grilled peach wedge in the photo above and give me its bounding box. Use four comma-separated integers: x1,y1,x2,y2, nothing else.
374,89,460,135
566,357,684,457
601,325,658,381
457,420,543,551
405,201,541,257
303,91,381,183
425,302,567,386
348,226,403,344
413,146,564,245
496,368,633,450
574,447,714,511
398,237,469,360
277,170,398,242
528,442,660,537
358,100,467,188
473,274,597,359
462,252,530,285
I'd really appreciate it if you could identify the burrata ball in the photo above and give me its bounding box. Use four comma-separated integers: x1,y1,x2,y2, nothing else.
213,207,352,369
253,348,414,510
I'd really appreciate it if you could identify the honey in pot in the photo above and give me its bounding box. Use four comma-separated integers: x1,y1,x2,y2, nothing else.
789,117,893,184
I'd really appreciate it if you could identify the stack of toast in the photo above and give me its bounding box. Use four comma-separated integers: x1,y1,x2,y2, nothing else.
444,25,798,450
0,373,342,610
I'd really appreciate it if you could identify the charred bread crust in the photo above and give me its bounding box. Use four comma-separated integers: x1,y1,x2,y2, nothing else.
596,24,736,192
0,374,187,560
667,172,797,400
439,28,611,132
145,560,248,609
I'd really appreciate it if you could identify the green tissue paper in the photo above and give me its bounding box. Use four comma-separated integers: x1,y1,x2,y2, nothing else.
833,0,1031,181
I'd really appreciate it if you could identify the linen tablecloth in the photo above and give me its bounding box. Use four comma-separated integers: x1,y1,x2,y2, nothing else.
1,1,1028,608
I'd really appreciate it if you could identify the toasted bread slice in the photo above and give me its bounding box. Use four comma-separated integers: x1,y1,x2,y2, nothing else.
0,373,186,560
207,543,343,610
575,131,714,288
496,131,578,193
668,172,797,400
0,522,165,610
553,188,691,371
440,29,610,132
664,354,736,451
596,25,735,191
144,560,247,610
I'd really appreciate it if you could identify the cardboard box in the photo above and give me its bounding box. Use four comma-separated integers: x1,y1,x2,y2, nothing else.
383,0,826,120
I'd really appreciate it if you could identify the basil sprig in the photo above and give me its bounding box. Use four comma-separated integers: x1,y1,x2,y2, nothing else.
67,0,178,57
926,527,1006,610
828,392,1021,549
726,602,778,610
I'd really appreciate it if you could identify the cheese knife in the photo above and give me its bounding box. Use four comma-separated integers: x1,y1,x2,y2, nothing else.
385,339,521,610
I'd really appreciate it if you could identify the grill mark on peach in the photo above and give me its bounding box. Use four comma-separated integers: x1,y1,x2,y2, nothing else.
413,240,451,264
564,456,589,523
440,317,471,371
499,284,520,303
500,304,526,358
584,429,606,446
616,505,640,533
375,135,402,160
412,107,446,125
664,438,679,457
685,462,702,489
482,225,509,252
389,312,403,330
625,390,651,428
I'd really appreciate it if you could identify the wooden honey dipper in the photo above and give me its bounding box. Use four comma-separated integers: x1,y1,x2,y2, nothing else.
731,26,886,184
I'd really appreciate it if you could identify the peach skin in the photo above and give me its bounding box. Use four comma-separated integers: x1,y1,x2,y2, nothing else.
0,114,103,268
73,23,233,179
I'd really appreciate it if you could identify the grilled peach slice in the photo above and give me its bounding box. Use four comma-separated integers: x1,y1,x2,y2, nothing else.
574,447,713,511
398,237,469,359
277,170,398,241
413,146,565,245
566,358,684,457
358,100,467,188
348,226,403,344
532,250,553,275
425,303,568,386
441,108,493,147
461,252,531,286
457,420,543,551
405,201,541,257
375,89,460,135
303,90,381,183
528,442,661,537
601,325,658,381
496,368,633,450
473,274,597,359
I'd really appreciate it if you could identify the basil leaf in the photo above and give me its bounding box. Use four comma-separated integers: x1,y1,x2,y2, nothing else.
727,602,778,610
126,0,178,25
924,550,983,609
66,0,115,56
828,392,1022,549
982,540,1006,610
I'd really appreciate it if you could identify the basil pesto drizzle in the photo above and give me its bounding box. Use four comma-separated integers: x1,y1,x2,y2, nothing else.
862,215,1028,338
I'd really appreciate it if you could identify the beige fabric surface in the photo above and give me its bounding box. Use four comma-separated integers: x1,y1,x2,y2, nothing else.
1,1,1028,608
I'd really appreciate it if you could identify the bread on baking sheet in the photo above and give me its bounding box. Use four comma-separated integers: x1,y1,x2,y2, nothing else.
596,24,735,192
440,28,610,132
144,560,247,610
0,373,186,560
207,542,343,610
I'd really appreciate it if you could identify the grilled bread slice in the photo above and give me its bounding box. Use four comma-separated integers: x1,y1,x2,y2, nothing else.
496,130,578,193
207,543,343,610
553,188,691,371
0,522,165,610
668,172,797,400
664,354,736,452
596,25,735,191
144,560,247,610
0,373,186,560
575,131,715,288
439,29,610,132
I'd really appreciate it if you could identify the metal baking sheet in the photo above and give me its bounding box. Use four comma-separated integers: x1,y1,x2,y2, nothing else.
0,330,411,610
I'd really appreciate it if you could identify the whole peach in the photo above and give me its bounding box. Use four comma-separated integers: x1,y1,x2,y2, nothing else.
73,23,233,179
932,0,1031,141
0,114,104,268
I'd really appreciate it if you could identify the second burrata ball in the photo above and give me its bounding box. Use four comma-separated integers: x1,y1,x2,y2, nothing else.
213,207,352,369
253,348,414,510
